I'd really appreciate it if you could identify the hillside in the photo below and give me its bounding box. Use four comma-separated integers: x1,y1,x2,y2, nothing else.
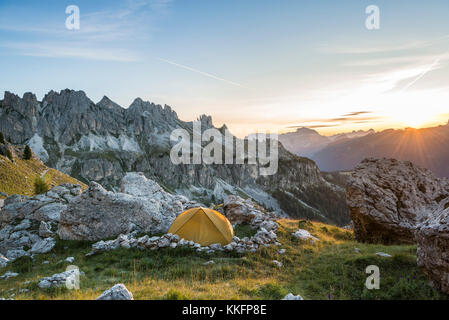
0,219,446,300
0,143,86,198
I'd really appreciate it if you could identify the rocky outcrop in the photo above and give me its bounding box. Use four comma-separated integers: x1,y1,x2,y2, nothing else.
0,89,349,225
96,284,134,300
347,158,449,244
0,184,80,256
415,197,449,294
0,184,82,227
223,195,278,227
58,173,184,241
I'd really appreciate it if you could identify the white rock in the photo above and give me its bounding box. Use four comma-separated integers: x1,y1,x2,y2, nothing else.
376,252,392,258
272,260,283,268
282,293,304,300
65,257,75,263
203,260,215,266
278,249,286,255
96,284,134,300
30,237,55,254
38,269,81,289
0,272,19,280
292,229,320,242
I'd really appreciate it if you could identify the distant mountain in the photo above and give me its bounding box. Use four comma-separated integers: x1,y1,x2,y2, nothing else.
313,123,449,178
277,127,374,157
0,90,349,225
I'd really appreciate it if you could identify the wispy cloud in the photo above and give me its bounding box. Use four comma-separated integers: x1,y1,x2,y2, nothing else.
0,42,140,62
156,57,245,88
0,0,173,60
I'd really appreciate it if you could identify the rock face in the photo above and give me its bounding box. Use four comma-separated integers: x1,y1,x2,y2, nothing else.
96,284,134,300
0,89,349,225
58,173,184,240
415,197,449,294
347,158,449,244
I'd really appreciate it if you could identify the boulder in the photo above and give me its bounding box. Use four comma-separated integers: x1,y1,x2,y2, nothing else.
224,195,263,225
59,174,183,241
0,184,82,227
30,237,55,254
347,158,449,244
38,269,80,289
292,229,319,242
96,284,133,300
415,197,449,294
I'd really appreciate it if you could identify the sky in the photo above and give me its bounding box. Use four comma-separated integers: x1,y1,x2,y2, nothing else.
0,0,449,137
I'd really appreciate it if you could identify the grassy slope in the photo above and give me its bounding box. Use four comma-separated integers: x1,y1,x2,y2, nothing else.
0,154,86,197
0,220,446,300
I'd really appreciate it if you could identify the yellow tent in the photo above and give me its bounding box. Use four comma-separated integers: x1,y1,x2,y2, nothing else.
168,207,234,246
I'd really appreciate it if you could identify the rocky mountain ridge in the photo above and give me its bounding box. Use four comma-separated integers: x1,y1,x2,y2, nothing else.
0,90,349,225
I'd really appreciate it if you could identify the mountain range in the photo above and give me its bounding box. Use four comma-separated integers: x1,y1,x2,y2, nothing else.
0,90,349,226
277,127,374,158
278,124,449,178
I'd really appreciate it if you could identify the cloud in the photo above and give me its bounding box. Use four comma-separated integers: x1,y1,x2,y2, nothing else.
0,0,173,60
0,42,140,62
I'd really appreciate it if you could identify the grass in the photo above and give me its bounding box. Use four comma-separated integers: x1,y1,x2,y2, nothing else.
0,219,446,300
0,154,86,197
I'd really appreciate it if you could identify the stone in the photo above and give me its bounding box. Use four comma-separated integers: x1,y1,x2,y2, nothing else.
30,237,55,254
203,260,215,266
272,260,283,268
39,221,54,238
96,284,133,300
376,252,392,258
415,197,449,294
278,249,286,255
38,269,80,289
65,257,75,263
6,249,29,261
292,229,319,242
58,175,184,241
282,293,304,300
13,219,31,231
347,158,449,244
0,272,18,280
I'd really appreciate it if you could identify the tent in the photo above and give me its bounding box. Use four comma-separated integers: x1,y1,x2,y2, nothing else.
168,207,234,246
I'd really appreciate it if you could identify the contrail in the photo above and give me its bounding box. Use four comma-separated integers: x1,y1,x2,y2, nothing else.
400,52,448,92
156,57,245,88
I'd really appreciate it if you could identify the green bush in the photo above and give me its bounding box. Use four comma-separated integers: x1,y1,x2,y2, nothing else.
34,177,49,194
24,145,32,160
0,132,5,144
5,149,13,161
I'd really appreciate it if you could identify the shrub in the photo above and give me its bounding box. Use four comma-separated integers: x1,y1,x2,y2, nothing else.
34,177,49,194
5,149,13,161
0,132,5,144
24,145,32,160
